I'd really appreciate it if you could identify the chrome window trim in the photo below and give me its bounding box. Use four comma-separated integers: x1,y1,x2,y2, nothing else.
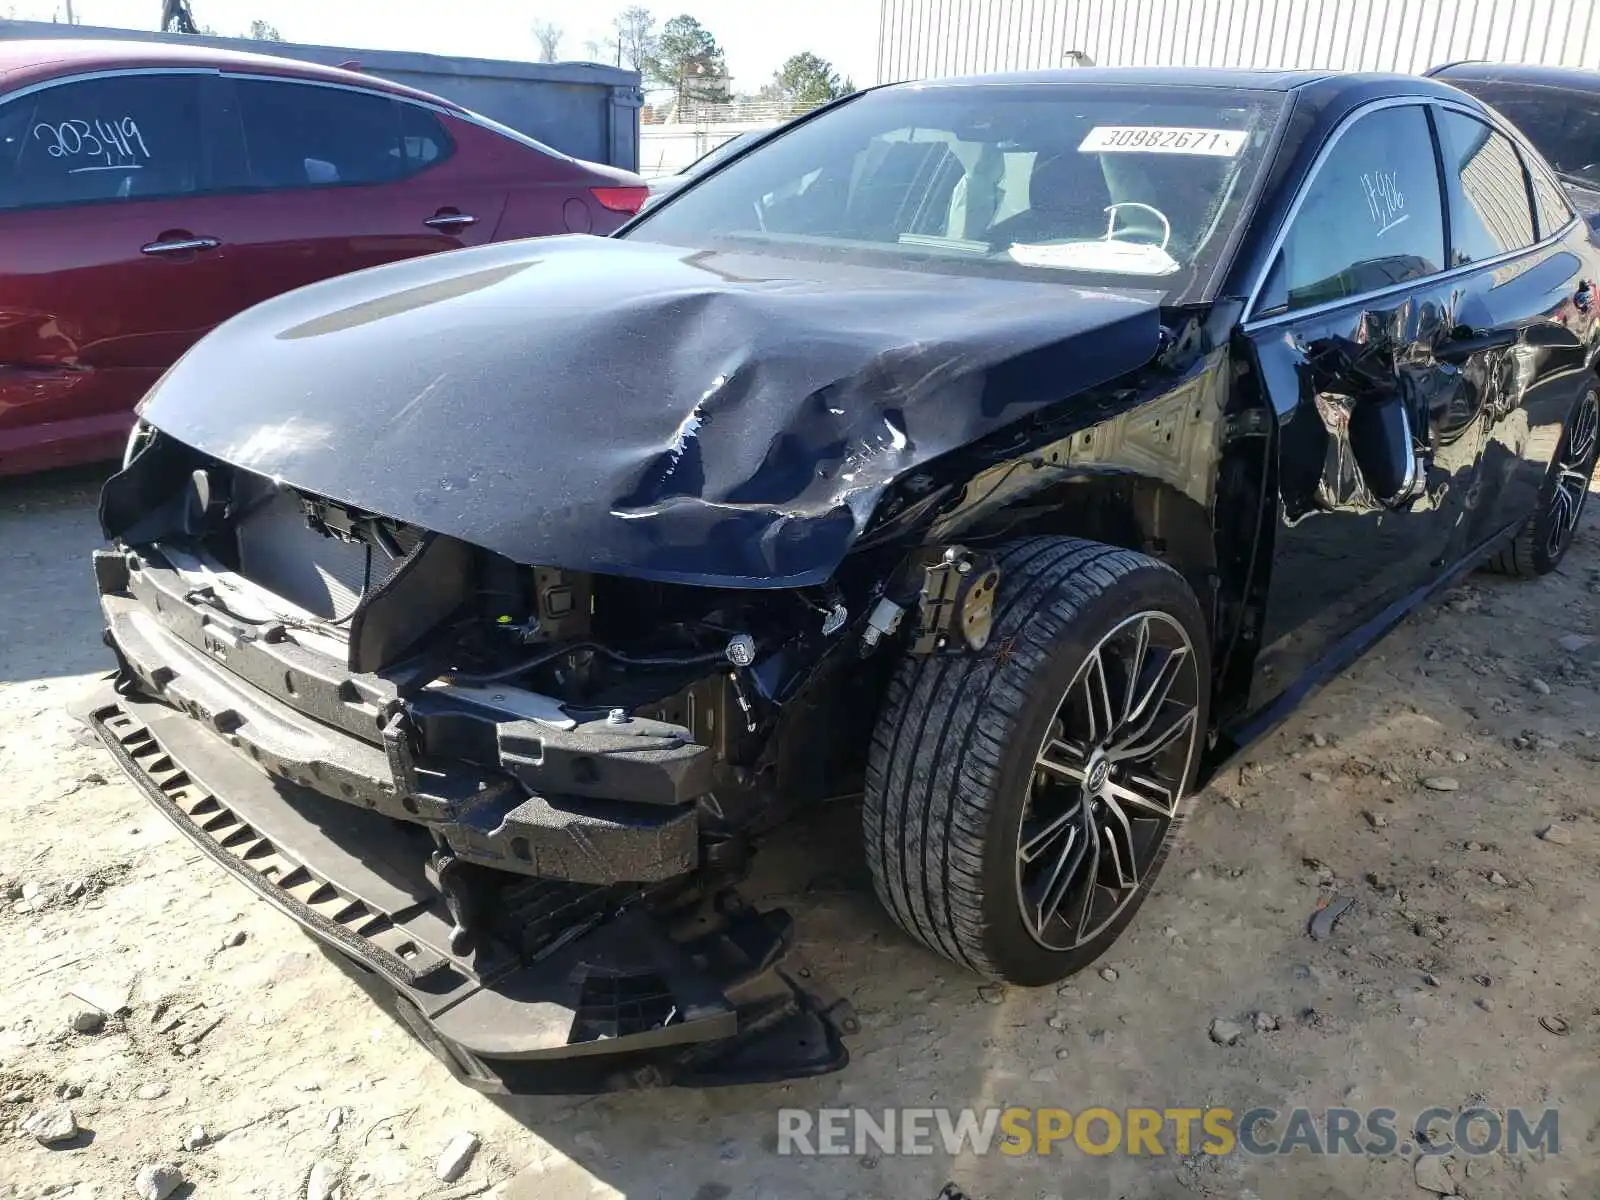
217,71,460,120
0,65,469,125
1241,94,1577,333
217,71,566,159
0,65,221,106
0,65,475,206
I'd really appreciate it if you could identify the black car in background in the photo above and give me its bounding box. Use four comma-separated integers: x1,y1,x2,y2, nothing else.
91,68,1600,1091
1429,61,1600,218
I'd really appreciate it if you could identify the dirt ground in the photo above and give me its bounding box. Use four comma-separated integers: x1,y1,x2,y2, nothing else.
1,465,1597,1200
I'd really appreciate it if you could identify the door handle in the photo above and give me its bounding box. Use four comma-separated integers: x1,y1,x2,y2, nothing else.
1435,326,1518,364
141,236,221,256
423,213,478,231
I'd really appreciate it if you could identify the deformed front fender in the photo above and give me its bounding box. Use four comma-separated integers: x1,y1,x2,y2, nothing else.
921,341,1231,614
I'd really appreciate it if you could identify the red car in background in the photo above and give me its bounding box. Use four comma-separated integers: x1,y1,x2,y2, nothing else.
0,39,647,475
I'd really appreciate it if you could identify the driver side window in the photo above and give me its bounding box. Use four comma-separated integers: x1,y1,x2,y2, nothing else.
1268,105,1447,314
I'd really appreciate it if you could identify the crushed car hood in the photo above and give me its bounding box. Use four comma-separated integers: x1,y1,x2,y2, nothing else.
138,236,1163,586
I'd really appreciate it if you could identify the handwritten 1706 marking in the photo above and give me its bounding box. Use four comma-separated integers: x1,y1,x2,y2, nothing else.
1360,169,1409,237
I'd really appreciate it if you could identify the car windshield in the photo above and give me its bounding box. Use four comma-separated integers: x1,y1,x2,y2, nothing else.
1445,78,1600,189
627,83,1286,300
683,129,767,177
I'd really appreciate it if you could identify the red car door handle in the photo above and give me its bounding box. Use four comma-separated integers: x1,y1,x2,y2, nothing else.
141,236,222,256
423,213,478,230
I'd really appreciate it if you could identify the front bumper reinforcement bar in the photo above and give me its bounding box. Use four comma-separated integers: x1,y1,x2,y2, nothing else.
85,692,856,1092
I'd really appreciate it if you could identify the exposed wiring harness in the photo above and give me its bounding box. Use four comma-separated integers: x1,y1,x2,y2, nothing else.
445,640,731,685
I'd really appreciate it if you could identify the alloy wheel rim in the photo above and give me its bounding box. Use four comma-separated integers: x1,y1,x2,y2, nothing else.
1014,611,1202,952
1548,392,1599,557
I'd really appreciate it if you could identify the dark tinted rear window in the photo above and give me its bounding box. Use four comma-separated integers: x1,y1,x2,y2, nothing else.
231,79,449,190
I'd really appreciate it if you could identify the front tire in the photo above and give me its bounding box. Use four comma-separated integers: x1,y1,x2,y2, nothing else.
1487,386,1599,578
863,537,1209,985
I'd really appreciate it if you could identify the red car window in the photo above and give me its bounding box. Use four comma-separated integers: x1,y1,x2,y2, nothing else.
229,78,451,191
0,73,203,210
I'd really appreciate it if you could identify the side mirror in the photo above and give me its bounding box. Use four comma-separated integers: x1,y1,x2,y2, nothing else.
1349,394,1424,509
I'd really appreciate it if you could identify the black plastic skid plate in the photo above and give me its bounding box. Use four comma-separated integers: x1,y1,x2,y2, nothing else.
83,688,855,1092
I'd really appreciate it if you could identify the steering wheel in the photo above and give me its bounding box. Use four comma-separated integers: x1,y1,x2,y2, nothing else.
1103,202,1172,250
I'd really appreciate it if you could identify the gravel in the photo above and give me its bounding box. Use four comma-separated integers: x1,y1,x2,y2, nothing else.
306,1159,342,1200
133,1163,183,1200
1208,1018,1244,1046
21,1104,78,1145
436,1131,481,1183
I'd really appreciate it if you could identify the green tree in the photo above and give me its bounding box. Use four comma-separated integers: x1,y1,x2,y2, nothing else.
646,14,728,110
246,18,281,40
769,51,852,109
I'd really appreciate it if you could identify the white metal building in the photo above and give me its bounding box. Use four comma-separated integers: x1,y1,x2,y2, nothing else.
876,0,1600,83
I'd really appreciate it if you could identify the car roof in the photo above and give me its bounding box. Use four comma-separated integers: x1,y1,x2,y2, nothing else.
0,38,461,109
888,67,1478,112
899,66,1338,91
1429,60,1600,91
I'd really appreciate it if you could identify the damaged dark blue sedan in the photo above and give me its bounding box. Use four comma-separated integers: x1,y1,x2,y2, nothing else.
90,67,1600,1091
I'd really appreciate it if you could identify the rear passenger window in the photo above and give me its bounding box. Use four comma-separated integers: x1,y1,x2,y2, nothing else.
0,74,203,210
1271,105,1446,313
1435,110,1537,263
400,103,452,170
1526,157,1575,237
234,80,429,190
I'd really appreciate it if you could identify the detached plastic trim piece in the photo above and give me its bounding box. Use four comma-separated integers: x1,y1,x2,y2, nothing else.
88,700,448,988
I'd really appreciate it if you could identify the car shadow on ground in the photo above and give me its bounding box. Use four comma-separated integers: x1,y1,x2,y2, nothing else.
461,503,1600,1199
0,463,117,683
4,469,1595,1200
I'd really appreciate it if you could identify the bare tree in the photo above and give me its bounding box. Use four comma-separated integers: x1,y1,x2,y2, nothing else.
246,18,281,40
160,0,198,34
613,5,656,72
531,19,562,63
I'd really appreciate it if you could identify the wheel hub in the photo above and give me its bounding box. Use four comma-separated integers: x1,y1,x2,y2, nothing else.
1015,610,1202,953
1085,751,1111,795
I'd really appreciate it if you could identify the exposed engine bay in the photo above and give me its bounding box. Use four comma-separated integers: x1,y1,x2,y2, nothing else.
89,435,1003,1090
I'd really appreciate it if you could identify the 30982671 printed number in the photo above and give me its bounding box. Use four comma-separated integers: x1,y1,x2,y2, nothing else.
1078,126,1248,157
32,117,153,173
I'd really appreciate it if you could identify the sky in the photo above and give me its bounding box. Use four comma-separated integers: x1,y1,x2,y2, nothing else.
4,0,884,91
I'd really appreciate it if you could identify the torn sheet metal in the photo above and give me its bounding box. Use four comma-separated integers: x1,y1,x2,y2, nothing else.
133,236,1162,587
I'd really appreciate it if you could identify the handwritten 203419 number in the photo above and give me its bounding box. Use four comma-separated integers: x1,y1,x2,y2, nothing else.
32,117,153,173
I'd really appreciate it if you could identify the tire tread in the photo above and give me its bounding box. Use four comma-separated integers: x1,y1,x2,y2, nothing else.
862,537,1189,978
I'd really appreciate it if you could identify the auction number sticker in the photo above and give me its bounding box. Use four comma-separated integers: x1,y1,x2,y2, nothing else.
1079,126,1248,156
